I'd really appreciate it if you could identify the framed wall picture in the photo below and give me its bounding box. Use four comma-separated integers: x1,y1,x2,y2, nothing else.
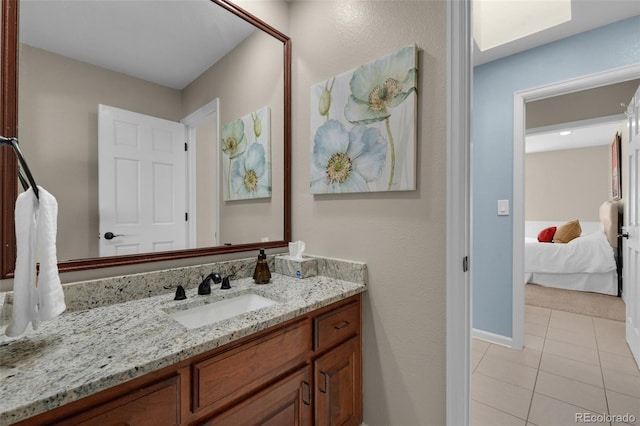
221,106,272,201
611,131,621,200
309,45,418,194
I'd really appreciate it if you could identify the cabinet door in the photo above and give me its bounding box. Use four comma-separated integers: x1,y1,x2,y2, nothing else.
314,336,362,426
57,375,181,426
200,366,312,426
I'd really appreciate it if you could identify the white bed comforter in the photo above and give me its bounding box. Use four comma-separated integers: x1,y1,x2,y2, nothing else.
525,231,616,274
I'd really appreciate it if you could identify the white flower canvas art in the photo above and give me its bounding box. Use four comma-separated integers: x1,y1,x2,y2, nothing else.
221,106,271,201
310,45,418,194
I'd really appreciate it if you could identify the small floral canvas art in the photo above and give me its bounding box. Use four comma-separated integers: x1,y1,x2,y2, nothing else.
310,45,417,194
221,106,271,201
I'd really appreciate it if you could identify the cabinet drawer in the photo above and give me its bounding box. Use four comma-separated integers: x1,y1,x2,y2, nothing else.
200,366,312,426
314,301,359,352
192,319,311,414
58,375,180,426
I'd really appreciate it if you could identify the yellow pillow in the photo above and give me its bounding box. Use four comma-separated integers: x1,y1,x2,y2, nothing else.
553,219,582,243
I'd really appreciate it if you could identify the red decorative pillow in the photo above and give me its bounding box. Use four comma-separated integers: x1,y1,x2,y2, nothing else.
538,226,556,243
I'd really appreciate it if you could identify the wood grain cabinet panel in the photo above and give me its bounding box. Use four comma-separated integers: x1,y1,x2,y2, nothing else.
199,366,312,426
57,375,181,426
314,336,362,426
314,300,359,352
191,319,311,415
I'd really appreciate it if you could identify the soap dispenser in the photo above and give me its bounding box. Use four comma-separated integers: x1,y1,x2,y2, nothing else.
253,249,271,284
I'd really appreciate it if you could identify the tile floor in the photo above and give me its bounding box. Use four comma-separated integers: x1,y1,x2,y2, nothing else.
471,305,640,426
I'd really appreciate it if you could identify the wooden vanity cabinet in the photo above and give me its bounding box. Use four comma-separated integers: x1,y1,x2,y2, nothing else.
312,300,362,426
199,366,313,426
57,375,183,426
14,294,361,426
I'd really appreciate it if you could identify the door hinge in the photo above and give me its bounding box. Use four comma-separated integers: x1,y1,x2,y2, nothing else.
184,142,188,151
185,212,188,222
462,256,469,272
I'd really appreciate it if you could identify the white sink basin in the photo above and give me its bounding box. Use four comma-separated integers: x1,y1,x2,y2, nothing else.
168,293,277,330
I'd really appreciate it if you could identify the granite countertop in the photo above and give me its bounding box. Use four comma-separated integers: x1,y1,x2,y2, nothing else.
0,257,366,425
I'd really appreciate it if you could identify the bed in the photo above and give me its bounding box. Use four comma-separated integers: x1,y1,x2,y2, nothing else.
524,200,622,296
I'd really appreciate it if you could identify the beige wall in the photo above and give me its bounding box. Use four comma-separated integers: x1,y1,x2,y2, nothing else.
289,2,447,424
526,146,609,221
18,45,183,261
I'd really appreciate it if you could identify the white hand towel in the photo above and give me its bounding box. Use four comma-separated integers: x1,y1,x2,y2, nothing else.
5,186,65,337
34,187,65,321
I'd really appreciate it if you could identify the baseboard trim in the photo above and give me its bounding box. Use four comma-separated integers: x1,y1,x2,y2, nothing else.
472,328,514,348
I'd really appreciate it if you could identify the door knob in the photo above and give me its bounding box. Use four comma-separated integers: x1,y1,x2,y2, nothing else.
619,232,630,239
104,232,124,240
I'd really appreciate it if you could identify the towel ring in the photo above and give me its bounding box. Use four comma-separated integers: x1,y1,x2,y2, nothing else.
0,136,39,199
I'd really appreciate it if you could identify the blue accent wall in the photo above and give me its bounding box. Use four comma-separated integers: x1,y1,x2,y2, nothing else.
472,16,640,338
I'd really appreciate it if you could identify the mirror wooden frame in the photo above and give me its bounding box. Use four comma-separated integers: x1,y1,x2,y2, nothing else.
0,0,291,279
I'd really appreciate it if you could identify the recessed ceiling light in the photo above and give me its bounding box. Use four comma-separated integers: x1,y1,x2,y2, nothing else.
559,131,572,136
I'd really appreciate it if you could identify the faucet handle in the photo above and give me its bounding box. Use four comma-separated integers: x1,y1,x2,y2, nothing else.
220,276,231,290
174,285,187,300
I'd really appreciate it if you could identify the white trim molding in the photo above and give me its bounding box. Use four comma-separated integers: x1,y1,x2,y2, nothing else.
446,0,472,425
181,98,221,248
472,328,514,348
512,63,640,353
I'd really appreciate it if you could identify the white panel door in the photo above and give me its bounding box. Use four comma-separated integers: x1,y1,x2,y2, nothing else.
624,85,640,367
98,104,187,257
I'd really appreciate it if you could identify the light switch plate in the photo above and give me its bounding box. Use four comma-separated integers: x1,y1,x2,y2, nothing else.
498,199,509,216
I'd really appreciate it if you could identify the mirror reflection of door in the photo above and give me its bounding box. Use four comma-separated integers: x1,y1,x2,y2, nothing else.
98,104,187,257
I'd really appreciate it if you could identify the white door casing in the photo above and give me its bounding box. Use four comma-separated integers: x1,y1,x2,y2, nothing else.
98,104,187,257
624,85,640,367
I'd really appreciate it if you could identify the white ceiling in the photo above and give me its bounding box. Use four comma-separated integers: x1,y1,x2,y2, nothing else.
526,117,627,154
17,1,640,89
473,0,640,66
19,0,257,90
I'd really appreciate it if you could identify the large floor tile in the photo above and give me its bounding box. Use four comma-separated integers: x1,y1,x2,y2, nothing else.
546,326,597,349
549,310,594,334
599,350,640,377
539,352,603,387
596,333,636,358
525,306,551,327
524,333,545,352
534,371,608,414
602,368,640,398
471,400,527,426
475,355,538,390
473,338,491,353
472,373,533,420
543,338,600,366
606,389,639,425
486,344,542,369
594,317,626,337
472,347,486,372
525,321,548,338
528,393,608,426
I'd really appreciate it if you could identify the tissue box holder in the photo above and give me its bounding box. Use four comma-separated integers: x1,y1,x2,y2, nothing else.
275,255,317,279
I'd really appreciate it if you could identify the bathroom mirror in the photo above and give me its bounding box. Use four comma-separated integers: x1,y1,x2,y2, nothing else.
0,0,291,278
